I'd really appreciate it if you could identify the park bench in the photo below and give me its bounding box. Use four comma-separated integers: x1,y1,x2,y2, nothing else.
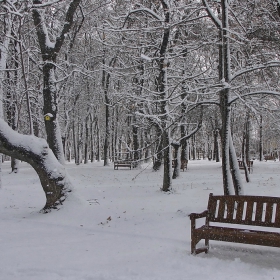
189,193,280,255
264,155,277,161
172,159,188,171
114,160,133,170
238,160,253,174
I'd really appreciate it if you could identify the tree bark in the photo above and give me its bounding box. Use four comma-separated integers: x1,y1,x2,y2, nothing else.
259,114,264,161
158,0,172,192
32,0,82,163
0,119,72,212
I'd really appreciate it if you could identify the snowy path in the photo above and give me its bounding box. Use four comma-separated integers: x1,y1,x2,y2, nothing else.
0,160,280,279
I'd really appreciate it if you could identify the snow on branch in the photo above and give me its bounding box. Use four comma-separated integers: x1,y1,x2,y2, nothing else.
202,0,222,29
140,54,152,62
0,119,60,175
122,8,163,28
229,90,280,105
32,0,64,8
231,61,280,81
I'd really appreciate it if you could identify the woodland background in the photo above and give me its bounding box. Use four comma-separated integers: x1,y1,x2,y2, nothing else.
1,0,280,208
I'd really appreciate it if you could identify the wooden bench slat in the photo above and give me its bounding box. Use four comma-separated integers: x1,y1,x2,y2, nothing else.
265,202,274,224
235,200,244,223
207,194,216,222
255,202,263,223
226,199,235,220
217,199,226,220
245,200,254,223
275,204,280,227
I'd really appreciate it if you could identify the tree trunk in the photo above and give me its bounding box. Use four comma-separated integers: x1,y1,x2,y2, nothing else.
0,12,12,187
158,0,172,192
32,0,82,163
259,114,264,161
172,143,180,179
84,118,89,164
153,126,163,171
90,117,94,162
132,116,139,167
73,122,78,165
229,134,243,194
0,119,72,212
42,63,65,164
242,123,250,183
213,129,220,162
102,61,111,166
161,130,172,191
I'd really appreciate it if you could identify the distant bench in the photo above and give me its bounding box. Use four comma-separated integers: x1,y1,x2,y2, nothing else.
189,193,280,255
172,159,188,171
238,160,253,173
265,155,277,161
114,160,133,170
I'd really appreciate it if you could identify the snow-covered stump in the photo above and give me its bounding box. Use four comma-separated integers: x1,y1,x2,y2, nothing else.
0,120,72,212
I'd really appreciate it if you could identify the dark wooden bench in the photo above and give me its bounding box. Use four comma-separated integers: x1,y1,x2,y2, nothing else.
189,193,280,255
238,160,253,174
265,155,277,161
172,159,188,171
114,160,132,170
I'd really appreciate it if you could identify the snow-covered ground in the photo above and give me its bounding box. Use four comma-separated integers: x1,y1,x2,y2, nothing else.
1,159,280,280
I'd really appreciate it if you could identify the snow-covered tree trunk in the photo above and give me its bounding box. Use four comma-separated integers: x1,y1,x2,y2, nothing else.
213,129,220,162
41,64,65,164
259,114,264,161
102,55,115,166
84,117,89,164
0,11,12,187
219,0,232,195
32,0,82,164
203,0,243,194
0,119,72,212
242,128,250,183
229,133,243,194
159,0,172,192
172,143,180,179
153,126,163,171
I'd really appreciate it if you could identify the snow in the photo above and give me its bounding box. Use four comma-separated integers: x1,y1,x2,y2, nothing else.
140,54,152,62
1,159,280,279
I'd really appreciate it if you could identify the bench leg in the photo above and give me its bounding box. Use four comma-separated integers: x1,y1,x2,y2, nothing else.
191,238,198,255
191,236,209,255
205,239,209,253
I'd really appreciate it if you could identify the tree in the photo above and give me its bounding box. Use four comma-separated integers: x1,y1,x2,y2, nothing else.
0,119,72,212
32,0,83,163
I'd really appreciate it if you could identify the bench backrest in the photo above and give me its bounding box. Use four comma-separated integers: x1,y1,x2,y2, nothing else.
207,193,280,228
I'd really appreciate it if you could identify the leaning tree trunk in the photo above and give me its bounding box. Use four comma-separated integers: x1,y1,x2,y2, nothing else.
0,119,72,212
229,134,243,194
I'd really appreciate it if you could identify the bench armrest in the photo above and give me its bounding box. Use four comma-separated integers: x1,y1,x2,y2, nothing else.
189,210,209,230
189,210,208,220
